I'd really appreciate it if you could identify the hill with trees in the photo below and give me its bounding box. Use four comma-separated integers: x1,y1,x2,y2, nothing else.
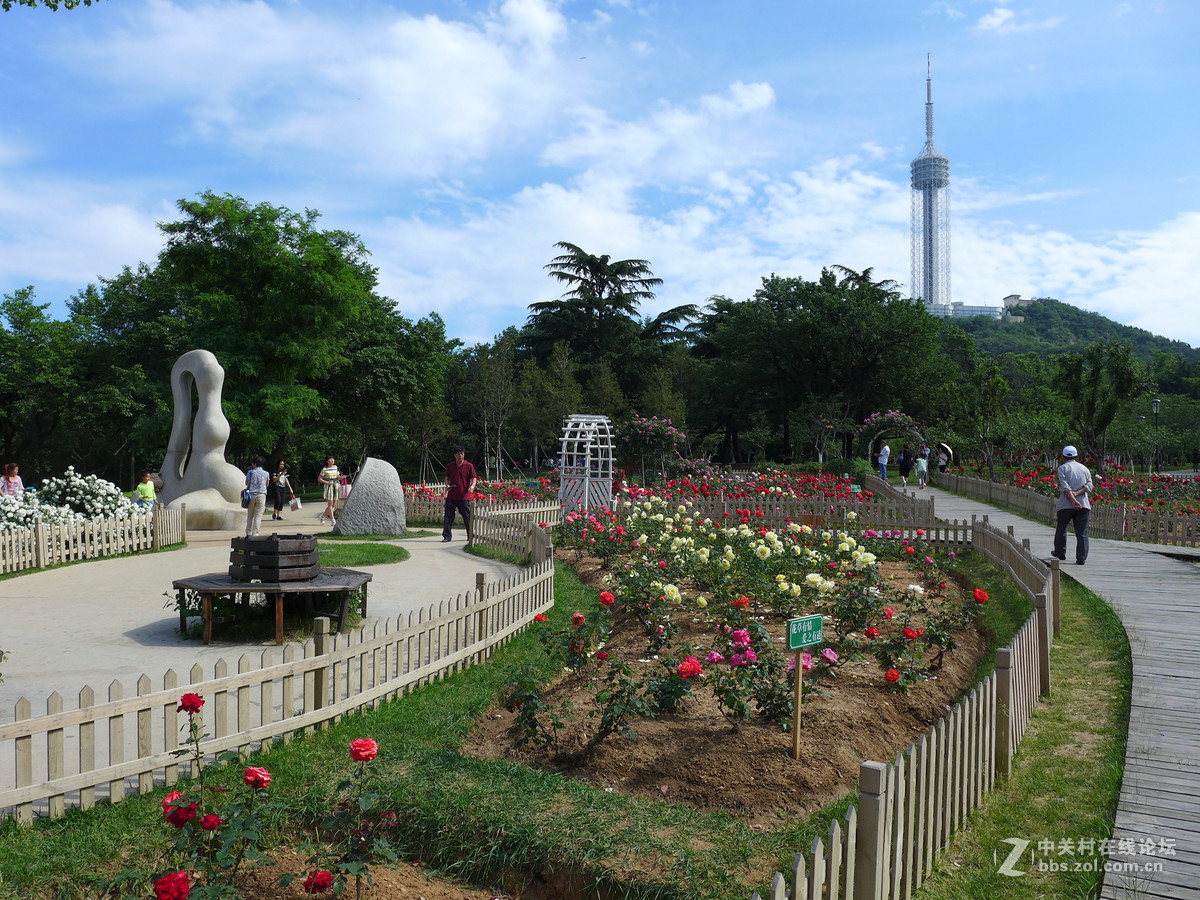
949,298,1200,361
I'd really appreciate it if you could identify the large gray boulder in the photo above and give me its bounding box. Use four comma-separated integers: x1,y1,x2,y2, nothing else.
331,457,407,536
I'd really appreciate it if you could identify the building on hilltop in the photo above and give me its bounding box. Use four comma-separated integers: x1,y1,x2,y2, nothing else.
910,54,952,316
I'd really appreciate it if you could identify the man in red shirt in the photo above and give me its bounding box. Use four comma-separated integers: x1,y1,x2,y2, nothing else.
443,446,478,542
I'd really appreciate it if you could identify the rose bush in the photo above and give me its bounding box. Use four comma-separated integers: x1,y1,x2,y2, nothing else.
509,495,984,754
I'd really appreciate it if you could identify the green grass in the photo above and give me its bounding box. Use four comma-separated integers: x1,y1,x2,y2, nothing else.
316,528,440,541
0,563,1128,900
316,542,410,567
913,577,1131,900
464,542,529,566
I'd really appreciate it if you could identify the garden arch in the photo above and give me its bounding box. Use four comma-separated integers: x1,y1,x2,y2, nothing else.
855,411,929,462
557,414,615,512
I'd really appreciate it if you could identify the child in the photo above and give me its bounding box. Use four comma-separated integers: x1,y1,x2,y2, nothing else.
135,471,157,507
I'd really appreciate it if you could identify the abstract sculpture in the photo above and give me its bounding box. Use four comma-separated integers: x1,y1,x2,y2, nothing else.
159,350,248,529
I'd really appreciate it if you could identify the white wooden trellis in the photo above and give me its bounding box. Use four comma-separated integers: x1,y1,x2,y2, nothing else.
557,414,614,512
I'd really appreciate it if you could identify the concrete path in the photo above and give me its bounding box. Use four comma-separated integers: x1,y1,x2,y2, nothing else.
0,527,522,724
910,483,1200,900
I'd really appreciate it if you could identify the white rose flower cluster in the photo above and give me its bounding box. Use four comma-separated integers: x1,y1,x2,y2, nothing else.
1,467,137,532
38,467,135,519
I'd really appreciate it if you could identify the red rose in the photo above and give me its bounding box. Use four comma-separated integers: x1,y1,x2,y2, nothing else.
534,613,547,622
162,791,197,828
154,870,190,900
903,627,918,641
885,669,901,684
571,612,585,627
733,595,750,608
658,560,668,569
883,607,894,620
199,814,222,831
177,693,204,715
596,651,609,661
676,656,703,680
865,627,880,640
349,738,378,762
939,581,947,590
905,546,915,555
973,588,989,604
303,869,335,894
243,766,271,790
598,591,615,606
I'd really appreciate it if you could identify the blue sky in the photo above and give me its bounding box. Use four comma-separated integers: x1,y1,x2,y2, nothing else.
2,0,1198,346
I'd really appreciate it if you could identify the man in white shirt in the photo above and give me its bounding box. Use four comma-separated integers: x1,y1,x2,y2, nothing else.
877,441,890,481
1052,445,1093,566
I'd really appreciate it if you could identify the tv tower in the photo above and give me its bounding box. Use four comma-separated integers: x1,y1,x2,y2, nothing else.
910,54,951,314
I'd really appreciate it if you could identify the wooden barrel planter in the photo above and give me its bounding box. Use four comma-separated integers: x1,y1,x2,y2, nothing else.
229,534,321,582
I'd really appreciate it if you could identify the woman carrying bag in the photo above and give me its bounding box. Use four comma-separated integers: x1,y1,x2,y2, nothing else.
270,460,291,521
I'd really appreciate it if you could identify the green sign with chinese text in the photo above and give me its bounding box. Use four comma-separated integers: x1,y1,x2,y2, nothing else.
788,614,824,651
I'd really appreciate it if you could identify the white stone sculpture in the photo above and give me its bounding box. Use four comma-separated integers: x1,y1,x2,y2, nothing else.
159,350,248,530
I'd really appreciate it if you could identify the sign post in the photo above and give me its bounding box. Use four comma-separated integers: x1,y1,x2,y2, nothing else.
788,613,825,760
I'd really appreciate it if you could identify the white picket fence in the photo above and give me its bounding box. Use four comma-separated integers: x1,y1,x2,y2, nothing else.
752,515,1055,900
1,557,554,823
0,504,187,576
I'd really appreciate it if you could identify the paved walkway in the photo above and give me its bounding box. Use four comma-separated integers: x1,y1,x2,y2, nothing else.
911,484,1200,900
0,528,522,725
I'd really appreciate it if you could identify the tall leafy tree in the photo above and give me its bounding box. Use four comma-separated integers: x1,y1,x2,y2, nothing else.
1055,338,1150,474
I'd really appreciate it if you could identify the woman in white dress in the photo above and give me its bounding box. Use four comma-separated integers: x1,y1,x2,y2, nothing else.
318,457,339,525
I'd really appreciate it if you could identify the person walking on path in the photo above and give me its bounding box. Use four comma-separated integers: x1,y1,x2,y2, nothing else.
877,441,890,482
135,471,157,507
2,463,25,497
916,445,929,489
319,457,339,526
244,457,270,537
443,446,478,543
1052,445,1093,566
270,460,290,521
897,446,912,487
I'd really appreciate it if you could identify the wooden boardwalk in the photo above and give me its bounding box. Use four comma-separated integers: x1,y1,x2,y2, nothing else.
919,485,1200,899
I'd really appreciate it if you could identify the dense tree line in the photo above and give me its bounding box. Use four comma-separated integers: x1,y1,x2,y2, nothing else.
4,192,1199,489
1,193,455,488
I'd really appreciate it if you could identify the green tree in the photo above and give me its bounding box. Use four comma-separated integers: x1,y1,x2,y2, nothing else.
2,0,102,9
1055,339,1150,474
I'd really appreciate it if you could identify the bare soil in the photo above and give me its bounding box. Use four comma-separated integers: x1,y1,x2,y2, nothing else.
463,553,989,826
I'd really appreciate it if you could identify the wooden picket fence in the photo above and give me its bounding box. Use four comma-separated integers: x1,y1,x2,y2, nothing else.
471,503,561,563
752,516,1055,900
1,556,554,823
935,471,1200,547
0,504,187,576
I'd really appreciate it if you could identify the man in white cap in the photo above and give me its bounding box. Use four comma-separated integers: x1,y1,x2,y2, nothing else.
1052,445,1093,565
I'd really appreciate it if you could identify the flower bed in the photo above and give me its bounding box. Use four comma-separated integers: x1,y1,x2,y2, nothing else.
950,461,1200,515
467,498,991,817
0,466,137,531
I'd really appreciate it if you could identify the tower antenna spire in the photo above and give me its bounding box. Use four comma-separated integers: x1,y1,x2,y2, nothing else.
926,52,934,141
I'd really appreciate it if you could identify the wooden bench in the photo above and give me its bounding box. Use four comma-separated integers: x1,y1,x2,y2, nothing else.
172,567,372,645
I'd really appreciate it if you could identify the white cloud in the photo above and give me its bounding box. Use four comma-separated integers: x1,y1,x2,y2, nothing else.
0,180,165,289
542,82,779,183
975,6,1064,34
61,0,578,178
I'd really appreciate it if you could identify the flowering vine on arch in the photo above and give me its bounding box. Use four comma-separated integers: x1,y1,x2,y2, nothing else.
854,410,928,456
